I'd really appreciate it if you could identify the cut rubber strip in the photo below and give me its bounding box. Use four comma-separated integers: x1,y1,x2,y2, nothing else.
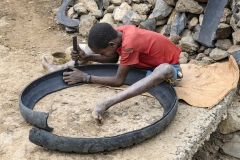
19,64,178,153
56,0,103,29
56,0,80,28
197,0,228,47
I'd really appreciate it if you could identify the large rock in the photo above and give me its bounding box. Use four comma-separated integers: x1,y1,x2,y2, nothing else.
175,0,204,14
106,4,115,13
169,34,181,44
146,0,157,7
132,3,150,15
83,0,99,12
111,0,122,6
78,16,97,37
167,8,177,25
179,35,199,53
179,52,189,64
74,3,88,14
222,134,240,159
170,12,187,35
113,2,131,21
91,10,104,19
180,29,192,38
100,13,115,26
227,45,240,54
192,24,201,42
220,8,232,24
218,104,240,134
209,48,228,61
67,7,76,19
103,0,111,9
232,29,240,45
152,0,173,20
188,17,199,30
159,24,171,36
215,23,232,39
230,15,239,32
123,10,142,25
139,18,156,31
215,39,233,51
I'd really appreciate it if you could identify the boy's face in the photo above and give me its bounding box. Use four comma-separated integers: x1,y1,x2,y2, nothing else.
91,42,118,58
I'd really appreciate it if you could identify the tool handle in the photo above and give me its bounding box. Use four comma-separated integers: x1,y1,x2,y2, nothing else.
73,36,79,66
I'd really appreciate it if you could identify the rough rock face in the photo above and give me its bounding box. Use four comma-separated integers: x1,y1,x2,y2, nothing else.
193,130,240,160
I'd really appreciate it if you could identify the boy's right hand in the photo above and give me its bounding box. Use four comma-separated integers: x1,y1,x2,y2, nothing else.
70,45,86,61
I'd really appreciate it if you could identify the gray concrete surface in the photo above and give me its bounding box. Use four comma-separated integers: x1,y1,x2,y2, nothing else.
82,90,236,160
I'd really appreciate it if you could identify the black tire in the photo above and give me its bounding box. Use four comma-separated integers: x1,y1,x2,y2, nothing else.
56,0,80,28
56,0,103,29
19,64,178,153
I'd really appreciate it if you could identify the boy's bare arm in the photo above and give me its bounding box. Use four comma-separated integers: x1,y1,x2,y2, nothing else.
91,63,175,124
90,65,130,86
71,46,119,64
63,65,131,87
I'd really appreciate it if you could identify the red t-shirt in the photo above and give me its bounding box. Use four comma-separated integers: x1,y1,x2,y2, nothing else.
115,25,182,69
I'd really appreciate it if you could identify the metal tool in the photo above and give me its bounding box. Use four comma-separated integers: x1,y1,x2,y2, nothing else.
73,36,79,66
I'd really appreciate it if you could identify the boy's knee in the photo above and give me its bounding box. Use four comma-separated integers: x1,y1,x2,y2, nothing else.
154,64,174,79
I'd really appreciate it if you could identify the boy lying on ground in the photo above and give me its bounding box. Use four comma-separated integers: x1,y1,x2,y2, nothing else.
42,23,182,124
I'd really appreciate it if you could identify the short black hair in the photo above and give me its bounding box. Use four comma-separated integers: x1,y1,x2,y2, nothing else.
88,23,118,49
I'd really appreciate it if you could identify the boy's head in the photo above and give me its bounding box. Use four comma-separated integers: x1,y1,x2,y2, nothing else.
88,23,118,49
88,23,120,57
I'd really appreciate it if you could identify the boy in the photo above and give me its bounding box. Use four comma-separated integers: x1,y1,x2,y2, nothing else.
42,23,182,124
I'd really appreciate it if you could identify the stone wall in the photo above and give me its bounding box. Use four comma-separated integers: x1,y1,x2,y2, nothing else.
61,0,240,66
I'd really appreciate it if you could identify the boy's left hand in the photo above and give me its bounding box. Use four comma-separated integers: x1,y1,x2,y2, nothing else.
63,66,87,85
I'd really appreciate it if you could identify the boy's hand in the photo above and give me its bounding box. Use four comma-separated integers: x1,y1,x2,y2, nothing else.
70,45,86,61
91,101,108,124
63,66,87,85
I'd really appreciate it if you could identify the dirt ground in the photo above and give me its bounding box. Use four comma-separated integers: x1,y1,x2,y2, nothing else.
0,0,168,159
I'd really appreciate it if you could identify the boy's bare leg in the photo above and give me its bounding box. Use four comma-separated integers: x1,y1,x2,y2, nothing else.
91,63,174,123
42,57,75,73
42,45,119,73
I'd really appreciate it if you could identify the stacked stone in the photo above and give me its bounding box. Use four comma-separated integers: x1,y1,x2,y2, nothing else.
63,0,240,65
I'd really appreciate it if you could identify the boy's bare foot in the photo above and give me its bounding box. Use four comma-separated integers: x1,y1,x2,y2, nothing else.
91,103,107,124
42,57,66,73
